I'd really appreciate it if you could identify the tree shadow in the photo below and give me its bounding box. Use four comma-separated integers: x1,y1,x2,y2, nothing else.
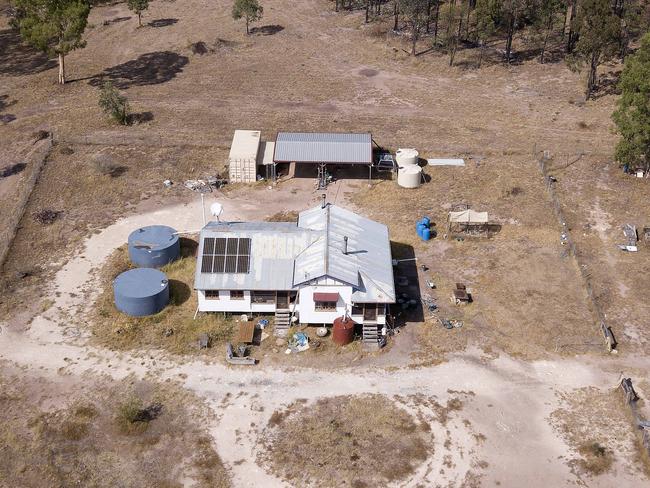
102,16,131,26
127,111,154,125
0,94,16,124
88,51,189,89
0,28,57,76
1,162,26,178
591,70,621,100
250,24,284,36
169,279,191,305
148,18,178,28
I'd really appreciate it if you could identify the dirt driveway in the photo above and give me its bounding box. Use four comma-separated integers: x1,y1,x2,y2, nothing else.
1,178,648,487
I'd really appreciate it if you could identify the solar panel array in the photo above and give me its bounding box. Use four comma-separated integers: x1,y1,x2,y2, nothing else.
201,237,251,274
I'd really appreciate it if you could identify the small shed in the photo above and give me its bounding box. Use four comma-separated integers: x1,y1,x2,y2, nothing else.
228,130,261,183
273,132,373,188
447,209,490,236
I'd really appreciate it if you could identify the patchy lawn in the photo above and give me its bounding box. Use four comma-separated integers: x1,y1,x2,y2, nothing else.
260,394,433,486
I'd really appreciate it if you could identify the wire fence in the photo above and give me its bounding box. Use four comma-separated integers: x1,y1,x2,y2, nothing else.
533,144,616,353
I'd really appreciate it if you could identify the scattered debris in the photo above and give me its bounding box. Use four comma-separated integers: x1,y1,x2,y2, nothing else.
452,283,471,305
163,179,173,187
164,328,174,337
316,327,328,337
440,318,463,329
286,332,309,354
32,209,62,225
184,177,227,192
0,162,26,178
226,342,256,365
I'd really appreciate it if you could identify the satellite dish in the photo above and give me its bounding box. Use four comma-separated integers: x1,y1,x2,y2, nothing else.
210,202,223,219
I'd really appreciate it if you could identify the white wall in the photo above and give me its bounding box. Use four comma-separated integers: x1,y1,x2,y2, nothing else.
198,290,253,313
296,285,352,325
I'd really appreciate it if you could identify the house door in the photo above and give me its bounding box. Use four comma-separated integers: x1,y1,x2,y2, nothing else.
363,304,377,321
276,292,289,310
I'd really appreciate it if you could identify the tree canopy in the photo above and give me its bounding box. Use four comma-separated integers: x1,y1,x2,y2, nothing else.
613,32,650,171
127,0,149,27
232,0,263,34
13,0,90,84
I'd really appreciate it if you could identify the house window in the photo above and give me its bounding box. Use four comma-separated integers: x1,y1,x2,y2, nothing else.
205,290,220,300
315,301,337,311
351,303,363,315
252,291,275,304
230,291,245,300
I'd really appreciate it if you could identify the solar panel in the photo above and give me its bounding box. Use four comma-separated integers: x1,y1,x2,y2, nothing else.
201,237,251,274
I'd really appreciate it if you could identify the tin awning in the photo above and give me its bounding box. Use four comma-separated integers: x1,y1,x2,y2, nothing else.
313,292,339,302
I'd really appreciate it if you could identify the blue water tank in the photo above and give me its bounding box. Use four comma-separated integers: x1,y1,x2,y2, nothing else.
421,227,431,241
113,268,169,317
416,223,426,238
128,225,180,268
421,217,431,227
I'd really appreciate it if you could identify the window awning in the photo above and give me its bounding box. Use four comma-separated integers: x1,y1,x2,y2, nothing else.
313,292,339,302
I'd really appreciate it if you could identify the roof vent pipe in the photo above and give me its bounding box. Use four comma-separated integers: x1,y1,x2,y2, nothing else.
344,236,348,255
321,193,327,209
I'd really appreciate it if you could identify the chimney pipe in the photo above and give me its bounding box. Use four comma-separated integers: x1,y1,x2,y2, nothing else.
321,193,327,209
344,236,348,255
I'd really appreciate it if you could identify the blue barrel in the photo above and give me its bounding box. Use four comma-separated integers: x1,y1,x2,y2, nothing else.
113,268,170,317
416,223,426,238
421,217,430,228
421,227,431,241
128,225,180,268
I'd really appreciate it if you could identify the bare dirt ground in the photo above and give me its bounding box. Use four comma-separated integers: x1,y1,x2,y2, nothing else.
2,0,650,486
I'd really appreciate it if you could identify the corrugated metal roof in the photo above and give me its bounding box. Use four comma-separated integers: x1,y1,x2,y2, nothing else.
194,205,395,303
229,130,261,160
273,132,372,164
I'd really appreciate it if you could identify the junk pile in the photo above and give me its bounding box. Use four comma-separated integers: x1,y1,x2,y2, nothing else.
618,224,638,252
416,217,433,241
440,318,463,329
285,332,310,354
184,176,227,193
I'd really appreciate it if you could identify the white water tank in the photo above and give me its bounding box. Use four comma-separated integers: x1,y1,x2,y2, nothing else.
396,148,419,166
397,165,422,188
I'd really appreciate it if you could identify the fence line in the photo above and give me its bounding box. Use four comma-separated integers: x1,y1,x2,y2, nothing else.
534,145,616,353
619,378,650,461
0,135,53,269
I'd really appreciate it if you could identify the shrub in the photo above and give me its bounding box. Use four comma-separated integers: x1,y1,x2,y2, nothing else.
99,81,130,125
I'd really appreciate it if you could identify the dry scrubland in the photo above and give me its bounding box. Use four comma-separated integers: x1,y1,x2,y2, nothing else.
0,365,230,487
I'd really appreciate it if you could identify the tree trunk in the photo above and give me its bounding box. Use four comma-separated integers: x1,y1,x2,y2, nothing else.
246,16,250,34
586,52,598,100
365,0,369,22
58,52,65,84
335,0,339,12
505,9,516,64
567,0,577,53
540,14,552,64
393,1,399,31
426,0,432,33
412,23,417,55
433,1,440,41
138,12,142,27
478,41,485,68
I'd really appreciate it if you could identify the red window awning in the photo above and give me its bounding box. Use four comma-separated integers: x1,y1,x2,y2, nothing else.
313,292,339,302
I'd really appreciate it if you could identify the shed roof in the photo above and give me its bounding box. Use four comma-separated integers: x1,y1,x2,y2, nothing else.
449,209,489,224
229,130,261,161
273,132,372,164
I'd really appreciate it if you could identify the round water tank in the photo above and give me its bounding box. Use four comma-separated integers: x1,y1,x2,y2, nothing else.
113,268,170,317
397,165,422,189
128,225,180,268
332,316,355,346
396,148,419,166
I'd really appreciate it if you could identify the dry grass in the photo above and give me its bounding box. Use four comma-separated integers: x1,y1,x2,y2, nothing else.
550,387,642,479
265,210,299,222
353,156,596,362
260,394,433,487
0,368,230,488
91,239,235,355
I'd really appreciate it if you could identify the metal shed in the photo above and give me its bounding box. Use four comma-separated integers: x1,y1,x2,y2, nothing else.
273,132,373,188
228,130,261,183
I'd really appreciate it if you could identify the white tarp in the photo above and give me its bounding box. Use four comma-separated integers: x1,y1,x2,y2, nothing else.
427,158,465,167
449,209,488,224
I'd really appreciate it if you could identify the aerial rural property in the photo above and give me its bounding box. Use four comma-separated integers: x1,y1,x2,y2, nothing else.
2,0,650,486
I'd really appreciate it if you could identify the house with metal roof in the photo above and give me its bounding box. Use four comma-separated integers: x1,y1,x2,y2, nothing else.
194,201,395,346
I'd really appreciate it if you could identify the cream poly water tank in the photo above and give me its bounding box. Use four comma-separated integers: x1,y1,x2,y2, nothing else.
396,148,419,166
397,165,422,188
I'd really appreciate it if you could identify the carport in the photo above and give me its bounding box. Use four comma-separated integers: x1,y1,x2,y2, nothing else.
273,132,373,188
